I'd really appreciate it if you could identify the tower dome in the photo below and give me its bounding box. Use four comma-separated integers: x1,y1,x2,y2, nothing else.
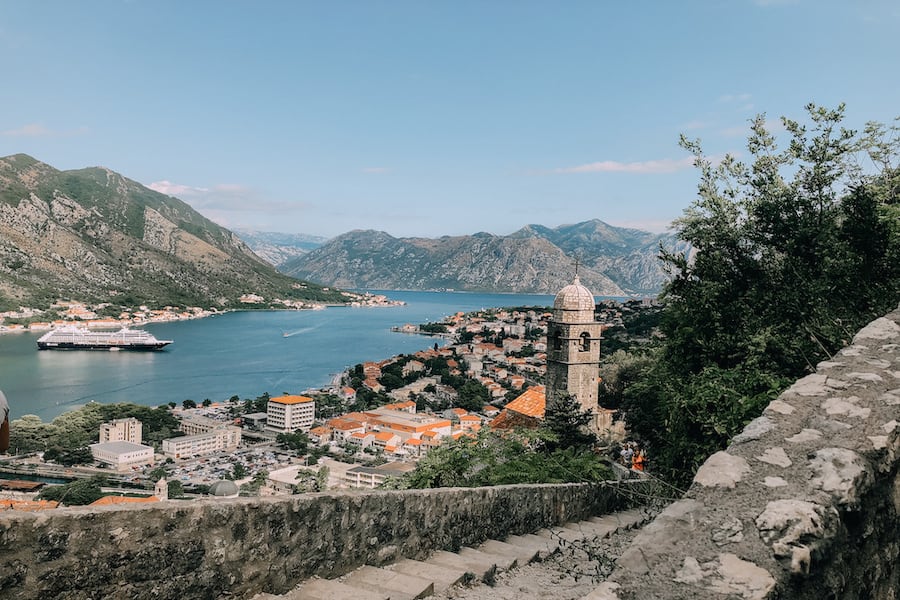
553,276,596,311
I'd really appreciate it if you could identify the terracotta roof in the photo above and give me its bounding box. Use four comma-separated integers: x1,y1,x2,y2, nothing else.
329,418,365,431
404,438,422,446
450,408,467,416
90,495,159,506
374,431,397,442
270,394,314,405
503,386,546,419
0,499,59,511
460,415,481,422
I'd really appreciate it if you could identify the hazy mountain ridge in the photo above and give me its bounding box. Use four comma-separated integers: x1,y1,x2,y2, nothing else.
281,220,684,295
0,154,344,309
233,229,327,266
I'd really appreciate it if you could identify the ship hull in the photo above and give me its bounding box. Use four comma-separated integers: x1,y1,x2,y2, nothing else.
37,341,171,351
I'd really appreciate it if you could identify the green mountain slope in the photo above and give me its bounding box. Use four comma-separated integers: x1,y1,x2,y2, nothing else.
0,154,345,309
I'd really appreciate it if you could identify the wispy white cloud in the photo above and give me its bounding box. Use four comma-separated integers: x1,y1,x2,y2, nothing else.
1,123,89,137
146,180,308,214
554,157,696,174
361,167,390,174
147,180,209,196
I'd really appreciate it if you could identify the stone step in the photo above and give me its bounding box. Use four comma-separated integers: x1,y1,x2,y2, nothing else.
458,546,517,571
536,525,586,544
341,565,434,600
425,549,497,582
389,558,468,593
504,532,560,557
287,577,388,600
477,539,540,567
590,508,646,530
563,520,619,539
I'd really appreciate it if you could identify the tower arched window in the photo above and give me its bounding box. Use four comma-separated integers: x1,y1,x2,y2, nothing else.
580,332,591,352
552,331,561,350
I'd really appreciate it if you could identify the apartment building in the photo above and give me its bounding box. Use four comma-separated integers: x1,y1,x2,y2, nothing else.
266,395,315,432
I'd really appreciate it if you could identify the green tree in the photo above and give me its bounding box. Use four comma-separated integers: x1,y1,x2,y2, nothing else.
621,104,900,484
456,380,490,413
182,399,197,409
276,431,310,453
38,476,107,506
231,463,248,480
43,446,94,467
167,480,184,498
542,392,596,452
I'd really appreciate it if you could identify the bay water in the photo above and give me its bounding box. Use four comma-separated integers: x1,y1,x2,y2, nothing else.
0,291,555,421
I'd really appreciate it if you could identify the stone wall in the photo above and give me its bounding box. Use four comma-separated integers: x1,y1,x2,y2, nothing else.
0,481,631,600
593,307,900,600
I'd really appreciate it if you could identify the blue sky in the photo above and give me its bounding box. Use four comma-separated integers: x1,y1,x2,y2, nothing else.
1,1,898,238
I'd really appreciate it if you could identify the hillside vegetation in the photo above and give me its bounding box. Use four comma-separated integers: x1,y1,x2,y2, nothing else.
0,154,345,310
615,104,900,485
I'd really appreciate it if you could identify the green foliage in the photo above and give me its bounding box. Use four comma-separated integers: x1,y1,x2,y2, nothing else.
543,392,597,452
276,431,310,453
620,105,900,485
37,476,107,506
293,466,329,493
418,322,448,333
8,402,179,454
167,480,185,498
314,394,344,420
230,463,248,480
386,429,611,489
455,380,491,412
240,470,268,496
43,446,94,467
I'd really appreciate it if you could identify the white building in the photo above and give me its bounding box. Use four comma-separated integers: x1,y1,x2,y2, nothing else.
99,418,143,444
179,413,230,436
161,427,242,460
343,462,416,489
89,441,154,471
266,395,315,432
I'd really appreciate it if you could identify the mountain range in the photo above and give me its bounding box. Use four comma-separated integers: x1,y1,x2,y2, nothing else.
278,222,687,296
233,229,327,266
0,154,345,310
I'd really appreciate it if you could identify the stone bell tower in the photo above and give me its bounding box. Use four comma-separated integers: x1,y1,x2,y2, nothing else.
545,275,602,431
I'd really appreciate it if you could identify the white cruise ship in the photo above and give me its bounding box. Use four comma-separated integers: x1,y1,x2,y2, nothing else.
36,326,173,351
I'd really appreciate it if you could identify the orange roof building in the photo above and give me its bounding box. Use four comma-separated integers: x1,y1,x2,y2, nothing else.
0,499,59,512
90,495,159,506
267,395,315,433
490,385,545,430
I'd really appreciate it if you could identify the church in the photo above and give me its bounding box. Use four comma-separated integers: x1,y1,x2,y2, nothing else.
491,275,618,436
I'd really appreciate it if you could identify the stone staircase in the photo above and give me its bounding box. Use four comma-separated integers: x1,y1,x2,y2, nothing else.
252,508,648,600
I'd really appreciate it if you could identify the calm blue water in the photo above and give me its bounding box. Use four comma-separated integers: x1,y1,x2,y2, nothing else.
0,291,555,421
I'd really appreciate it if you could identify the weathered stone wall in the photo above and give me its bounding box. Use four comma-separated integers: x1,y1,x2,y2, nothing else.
593,307,900,600
0,481,631,600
